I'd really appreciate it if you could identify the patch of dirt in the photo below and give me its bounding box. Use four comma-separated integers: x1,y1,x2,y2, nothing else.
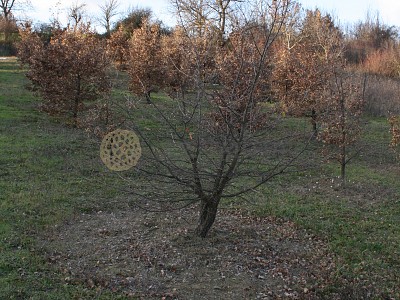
40,207,340,299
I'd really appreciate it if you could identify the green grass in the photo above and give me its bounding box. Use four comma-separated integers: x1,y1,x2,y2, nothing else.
0,58,132,299
250,128,400,297
1,57,399,299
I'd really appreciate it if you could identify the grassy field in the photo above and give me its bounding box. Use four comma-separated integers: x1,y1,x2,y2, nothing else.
1,57,399,299
0,58,125,299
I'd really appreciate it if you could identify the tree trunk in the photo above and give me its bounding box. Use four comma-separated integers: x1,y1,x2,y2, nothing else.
195,198,220,238
340,92,346,187
146,90,151,104
340,146,346,186
73,75,81,127
311,109,317,137
340,132,346,187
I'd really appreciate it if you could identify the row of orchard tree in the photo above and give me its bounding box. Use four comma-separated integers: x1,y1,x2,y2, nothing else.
17,0,400,237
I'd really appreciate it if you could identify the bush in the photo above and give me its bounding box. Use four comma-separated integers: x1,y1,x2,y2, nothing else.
17,24,112,127
363,47,400,78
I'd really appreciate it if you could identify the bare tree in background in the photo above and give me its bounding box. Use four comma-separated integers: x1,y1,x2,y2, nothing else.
170,0,238,41
125,0,306,238
0,0,15,20
0,0,32,20
0,0,31,53
171,0,210,36
99,0,119,37
68,2,87,28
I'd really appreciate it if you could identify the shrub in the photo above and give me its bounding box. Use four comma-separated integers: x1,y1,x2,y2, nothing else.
363,47,400,78
17,24,112,127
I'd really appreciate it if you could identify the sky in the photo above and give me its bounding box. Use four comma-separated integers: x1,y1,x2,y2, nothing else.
23,0,176,31
297,0,400,28
17,0,400,32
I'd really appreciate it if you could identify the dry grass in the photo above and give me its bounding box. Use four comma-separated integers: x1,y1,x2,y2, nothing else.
364,74,400,116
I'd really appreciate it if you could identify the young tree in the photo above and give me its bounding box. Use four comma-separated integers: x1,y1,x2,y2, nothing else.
107,25,130,69
161,26,195,99
125,0,303,237
271,9,343,135
17,24,111,127
317,70,366,185
107,7,160,70
0,14,18,54
127,18,164,102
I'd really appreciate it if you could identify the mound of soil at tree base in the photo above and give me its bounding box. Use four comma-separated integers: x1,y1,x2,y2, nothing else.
40,207,343,299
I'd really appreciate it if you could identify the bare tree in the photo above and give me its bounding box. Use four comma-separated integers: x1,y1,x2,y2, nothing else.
68,2,87,28
0,0,32,21
124,0,305,238
170,0,239,41
0,0,15,20
0,0,30,54
171,0,211,36
99,0,119,37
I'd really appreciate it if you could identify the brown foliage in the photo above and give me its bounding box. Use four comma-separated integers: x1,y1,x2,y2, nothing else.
271,9,343,133
318,71,366,182
272,42,333,116
363,47,400,78
107,26,130,70
345,17,398,64
127,19,164,101
318,74,365,146
17,24,111,126
161,26,199,99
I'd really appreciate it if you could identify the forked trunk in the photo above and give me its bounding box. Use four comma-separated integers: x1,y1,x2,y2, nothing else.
195,199,220,238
